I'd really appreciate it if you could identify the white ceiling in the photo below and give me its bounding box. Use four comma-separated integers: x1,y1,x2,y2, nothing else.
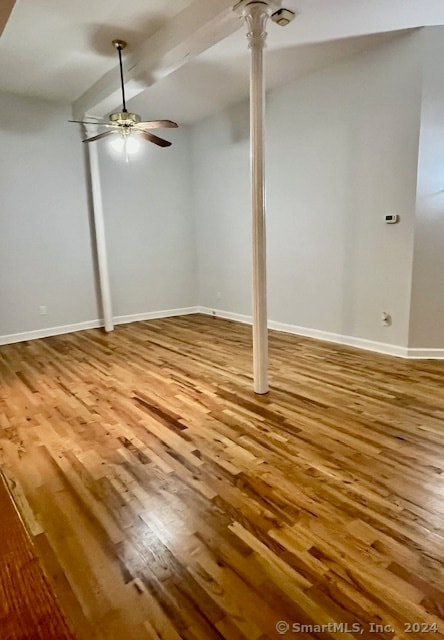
0,0,190,101
1,0,444,125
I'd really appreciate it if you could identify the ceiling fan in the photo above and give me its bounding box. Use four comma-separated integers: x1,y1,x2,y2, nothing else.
70,39,178,147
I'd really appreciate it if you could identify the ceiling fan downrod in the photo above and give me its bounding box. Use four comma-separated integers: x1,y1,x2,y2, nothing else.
112,39,128,113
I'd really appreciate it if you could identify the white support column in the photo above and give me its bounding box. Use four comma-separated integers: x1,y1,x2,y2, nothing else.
85,132,114,332
238,1,272,394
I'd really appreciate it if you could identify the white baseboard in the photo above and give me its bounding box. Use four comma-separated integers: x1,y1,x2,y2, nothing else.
114,306,200,325
195,307,252,326
268,318,409,358
404,348,444,359
197,306,444,359
2,306,443,359
0,320,102,346
0,307,200,346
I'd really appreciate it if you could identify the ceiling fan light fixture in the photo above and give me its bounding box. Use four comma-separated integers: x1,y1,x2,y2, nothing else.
109,131,141,156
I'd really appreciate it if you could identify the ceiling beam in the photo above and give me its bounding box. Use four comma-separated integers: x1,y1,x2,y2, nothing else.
0,0,17,37
73,0,241,120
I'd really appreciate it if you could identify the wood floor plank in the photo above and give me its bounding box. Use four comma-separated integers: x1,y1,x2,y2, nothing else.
0,470,80,640
1,314,444,639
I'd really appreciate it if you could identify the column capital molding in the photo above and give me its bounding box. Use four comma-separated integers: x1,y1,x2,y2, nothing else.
234,0,281,47
233,0,281,13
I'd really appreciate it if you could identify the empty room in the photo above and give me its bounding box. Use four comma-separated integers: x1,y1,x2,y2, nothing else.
1,1,444,639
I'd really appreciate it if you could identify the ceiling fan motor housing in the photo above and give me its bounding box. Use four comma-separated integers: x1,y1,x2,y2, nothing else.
109,112,141,126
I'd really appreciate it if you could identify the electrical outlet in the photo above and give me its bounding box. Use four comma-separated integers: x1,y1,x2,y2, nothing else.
381,312,391,326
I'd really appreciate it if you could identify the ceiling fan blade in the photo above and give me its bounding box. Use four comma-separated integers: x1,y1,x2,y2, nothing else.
82,130,116,143
136,120,178,130
141,130,172,147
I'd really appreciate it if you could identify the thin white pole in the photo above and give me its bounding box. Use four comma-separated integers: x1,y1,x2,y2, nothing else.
86,139,114,332
242,1,271,394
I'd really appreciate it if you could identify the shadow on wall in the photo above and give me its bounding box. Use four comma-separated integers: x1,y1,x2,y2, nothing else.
82,144,104,319
226,99,250,143
340,120,361,337
0,89,60,134
264,30,412,98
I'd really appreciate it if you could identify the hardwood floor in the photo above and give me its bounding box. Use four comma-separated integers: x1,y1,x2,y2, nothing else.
0,314,444,640
0,470,77,640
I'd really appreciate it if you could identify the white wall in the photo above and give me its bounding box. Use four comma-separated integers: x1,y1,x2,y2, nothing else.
0,92,196,343
97,126,196,318
192,32,423,349
408,27,444,349
192,100,252,315
3,28,443,355
0,91,99,339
